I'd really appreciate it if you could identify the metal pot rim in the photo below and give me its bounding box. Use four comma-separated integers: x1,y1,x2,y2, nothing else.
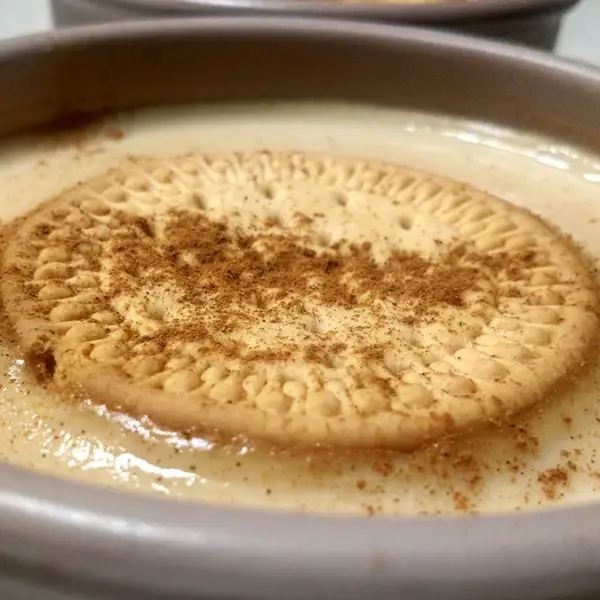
79,0,579,22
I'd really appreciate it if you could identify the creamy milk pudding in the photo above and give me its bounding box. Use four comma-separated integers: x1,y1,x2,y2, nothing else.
0,102,599,516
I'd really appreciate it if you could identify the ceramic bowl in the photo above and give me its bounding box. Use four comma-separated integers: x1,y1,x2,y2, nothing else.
2,18,600,600
50,0,580,50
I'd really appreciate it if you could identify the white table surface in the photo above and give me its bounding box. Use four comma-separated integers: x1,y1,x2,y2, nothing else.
0,0,599,64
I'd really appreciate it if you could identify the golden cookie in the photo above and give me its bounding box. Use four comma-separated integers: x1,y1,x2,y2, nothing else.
2,151,598,449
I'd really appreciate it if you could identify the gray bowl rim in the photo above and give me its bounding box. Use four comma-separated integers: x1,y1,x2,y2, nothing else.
73,0,580,22
2,17,600,599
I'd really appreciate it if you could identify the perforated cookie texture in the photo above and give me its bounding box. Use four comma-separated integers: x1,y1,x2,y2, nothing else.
2,151,598,449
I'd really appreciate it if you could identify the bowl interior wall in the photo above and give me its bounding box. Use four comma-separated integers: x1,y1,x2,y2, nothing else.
0,23,598,152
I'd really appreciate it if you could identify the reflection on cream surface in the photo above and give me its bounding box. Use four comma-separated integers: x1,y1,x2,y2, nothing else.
1,102,600,516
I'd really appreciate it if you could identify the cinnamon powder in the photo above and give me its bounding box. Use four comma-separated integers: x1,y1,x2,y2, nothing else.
103,209,534,354
3,204,539,373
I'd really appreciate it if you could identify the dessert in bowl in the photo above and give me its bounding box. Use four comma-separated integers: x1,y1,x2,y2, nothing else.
2,18,600,600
